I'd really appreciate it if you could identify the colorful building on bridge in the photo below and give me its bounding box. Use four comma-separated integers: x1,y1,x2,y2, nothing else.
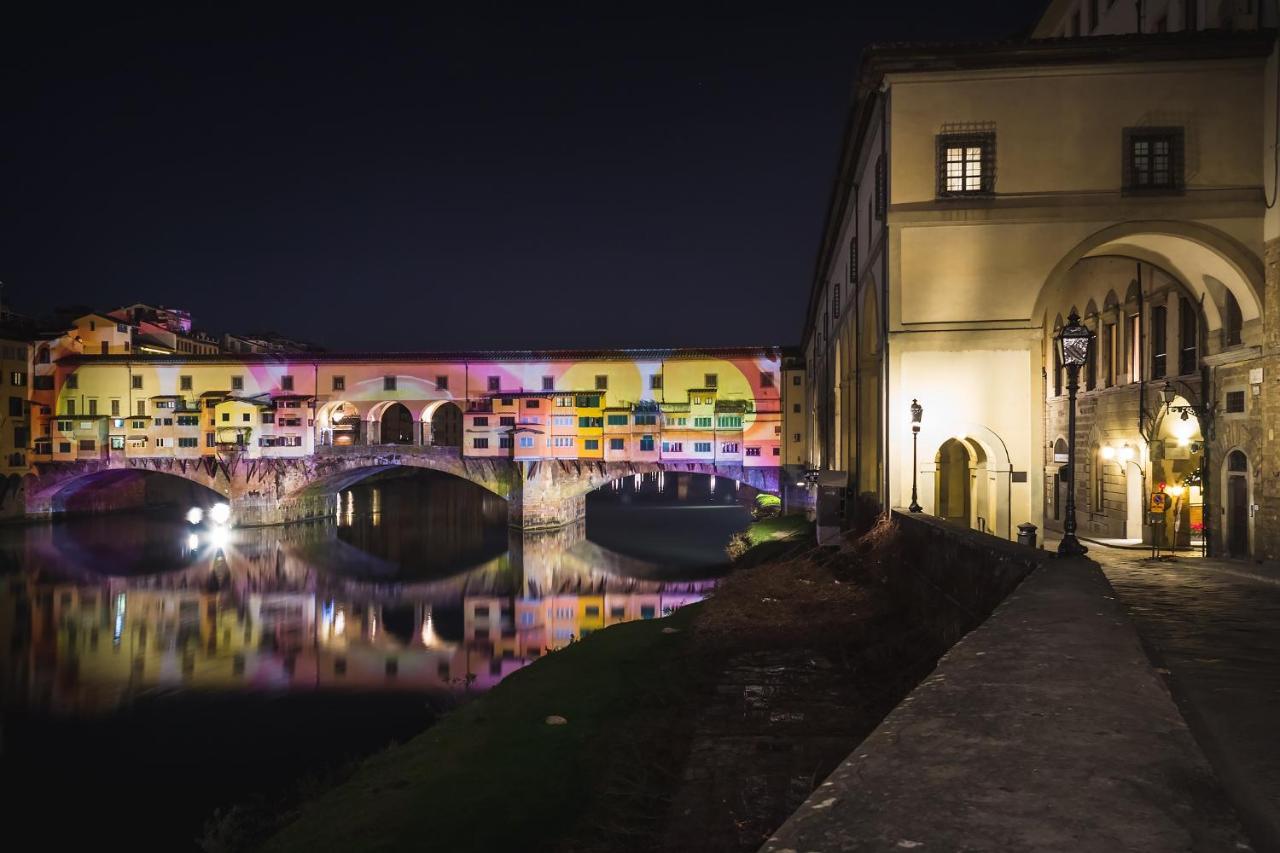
29,347,798,472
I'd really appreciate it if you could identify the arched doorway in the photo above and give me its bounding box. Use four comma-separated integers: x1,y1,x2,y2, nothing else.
380,403,414,445
1226,450,1250,558
429,402,463,447
319,401,360,446
936,439,971,527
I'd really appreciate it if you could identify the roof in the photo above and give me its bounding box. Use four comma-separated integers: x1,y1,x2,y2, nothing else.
57,344,790,367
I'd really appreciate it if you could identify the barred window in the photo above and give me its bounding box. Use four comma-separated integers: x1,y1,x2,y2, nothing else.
937,132,995,197
874,155,886,218
1123,127,1184,193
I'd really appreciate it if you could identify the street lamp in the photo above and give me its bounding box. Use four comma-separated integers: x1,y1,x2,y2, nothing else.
1055,310,1092,557
908,399,923,512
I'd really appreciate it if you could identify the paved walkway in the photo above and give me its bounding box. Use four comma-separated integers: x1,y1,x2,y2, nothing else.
1084,544,1280,853
762,556,1250,852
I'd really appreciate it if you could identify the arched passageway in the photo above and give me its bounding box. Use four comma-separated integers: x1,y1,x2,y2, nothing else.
39,468,225,516
427,402,463,447
380,403,415,445
936,439,972,527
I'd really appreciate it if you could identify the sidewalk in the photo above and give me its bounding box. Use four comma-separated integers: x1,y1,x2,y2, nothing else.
761,555,1250,852
1079,541,1280,853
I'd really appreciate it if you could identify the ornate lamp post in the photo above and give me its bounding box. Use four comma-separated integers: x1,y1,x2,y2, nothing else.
909,399,923,512
1055,310,1092,557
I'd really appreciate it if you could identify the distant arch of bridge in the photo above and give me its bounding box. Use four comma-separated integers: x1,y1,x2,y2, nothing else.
25,445,781,529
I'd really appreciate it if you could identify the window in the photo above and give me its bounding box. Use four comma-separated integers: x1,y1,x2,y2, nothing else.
1128,313,1142,382
1124,128,1184,193
874,154,886,218
578,416,602,428
606,414,628,426
609,438,624,450
499,416,515,426
8,396,22,416
110,399,120,416
704,373,717,388
694,417,712,428
1178,297,1198,375
793,403,801,413
474,416,488,426
64,400,76,415
649,374,662,390
281,375,294,391
745,446,761,457
136,400,146,416
526,399,540,409
1053,328,1063,396
595,374,608,390
693,441,712,453
178,437,199,448
177,415,199,426
552,436,574,448
541,376,554,391
33,375,53,390
583,439,599,450
261,413,275,424
66,374,78,390
221,413,230,422
518,435,535,448
793,433,801,442
78,439,96,452
721,442,739,453
242,412,251,422
206,433,215,447
1103,324,1116,387
1224,291,1243,347
473,437,489,449
488,375,500,392
332,375,345,391
640,434,654,452
634,413,656,425
1225,390,1246,414
662,441,683,452
792,374,801,386
717,415,741,428
10,371,26,386
130,374,142,390
499,436,512,449
760,371,775,388
384,375,397,391
59,442,71,454
1151,305,1167,380
553,414,573,426
436,375,448,391
230,375,243,391
937,132,995,196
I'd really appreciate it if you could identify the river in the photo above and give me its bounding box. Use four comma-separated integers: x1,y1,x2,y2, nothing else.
0,469,750,850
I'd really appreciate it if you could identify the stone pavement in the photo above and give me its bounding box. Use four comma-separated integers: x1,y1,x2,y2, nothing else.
761,556,1251,852
1085,543,1280,853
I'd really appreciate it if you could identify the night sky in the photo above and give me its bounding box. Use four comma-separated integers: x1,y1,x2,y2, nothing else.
3,3,1044,352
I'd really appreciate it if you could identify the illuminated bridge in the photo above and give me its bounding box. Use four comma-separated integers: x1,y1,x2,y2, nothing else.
21,347,804,528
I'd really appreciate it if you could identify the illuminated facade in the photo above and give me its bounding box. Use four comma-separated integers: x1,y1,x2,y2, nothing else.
1,331,33,477
30,347,790,468
803,8,1280,558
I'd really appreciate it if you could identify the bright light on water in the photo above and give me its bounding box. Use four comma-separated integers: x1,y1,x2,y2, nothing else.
208,502,231,526
186,507,204,525
187,533,200,551
208,526,230,550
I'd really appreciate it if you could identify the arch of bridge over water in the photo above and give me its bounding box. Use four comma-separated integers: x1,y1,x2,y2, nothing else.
24,444,783,530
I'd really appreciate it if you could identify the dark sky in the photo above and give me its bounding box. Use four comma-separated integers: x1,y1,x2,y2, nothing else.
3,2,1044,351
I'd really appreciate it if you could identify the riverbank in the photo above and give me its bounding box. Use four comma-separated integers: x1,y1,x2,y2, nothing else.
252,513,1037,853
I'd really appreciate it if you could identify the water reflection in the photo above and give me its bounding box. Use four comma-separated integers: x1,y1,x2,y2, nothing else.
0,472,747,715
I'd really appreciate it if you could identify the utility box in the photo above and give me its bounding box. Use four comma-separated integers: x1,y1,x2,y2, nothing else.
1016,522,1038,548
815,470,848,545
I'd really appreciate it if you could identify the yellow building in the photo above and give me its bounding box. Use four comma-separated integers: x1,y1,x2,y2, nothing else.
801,10,1277,558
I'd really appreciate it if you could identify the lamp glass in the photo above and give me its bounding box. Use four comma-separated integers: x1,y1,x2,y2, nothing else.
1056,310,1092,367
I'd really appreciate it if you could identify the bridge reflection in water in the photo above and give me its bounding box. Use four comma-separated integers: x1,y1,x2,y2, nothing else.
0,476,737,715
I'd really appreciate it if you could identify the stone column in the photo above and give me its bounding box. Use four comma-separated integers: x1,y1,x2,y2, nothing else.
507,460,590,530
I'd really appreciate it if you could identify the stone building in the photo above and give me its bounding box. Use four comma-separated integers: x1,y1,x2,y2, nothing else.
801,3,1280,559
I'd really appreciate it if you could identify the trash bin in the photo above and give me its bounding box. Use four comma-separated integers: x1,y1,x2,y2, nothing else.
1016,522,1038,548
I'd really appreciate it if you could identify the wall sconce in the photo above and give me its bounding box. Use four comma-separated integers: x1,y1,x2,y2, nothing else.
1100,446,1116,461
1117,445,1136,463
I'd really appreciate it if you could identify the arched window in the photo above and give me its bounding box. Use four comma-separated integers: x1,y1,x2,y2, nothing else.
1224,290,1243,347
1228,450,1248,472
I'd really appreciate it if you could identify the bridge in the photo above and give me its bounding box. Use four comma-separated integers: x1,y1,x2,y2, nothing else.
23,444,784,529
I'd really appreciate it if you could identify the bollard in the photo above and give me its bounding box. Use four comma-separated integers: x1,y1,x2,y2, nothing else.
1016,522,1038,549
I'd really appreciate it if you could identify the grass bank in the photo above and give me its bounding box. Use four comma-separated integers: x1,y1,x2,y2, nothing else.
254,513,1031,853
